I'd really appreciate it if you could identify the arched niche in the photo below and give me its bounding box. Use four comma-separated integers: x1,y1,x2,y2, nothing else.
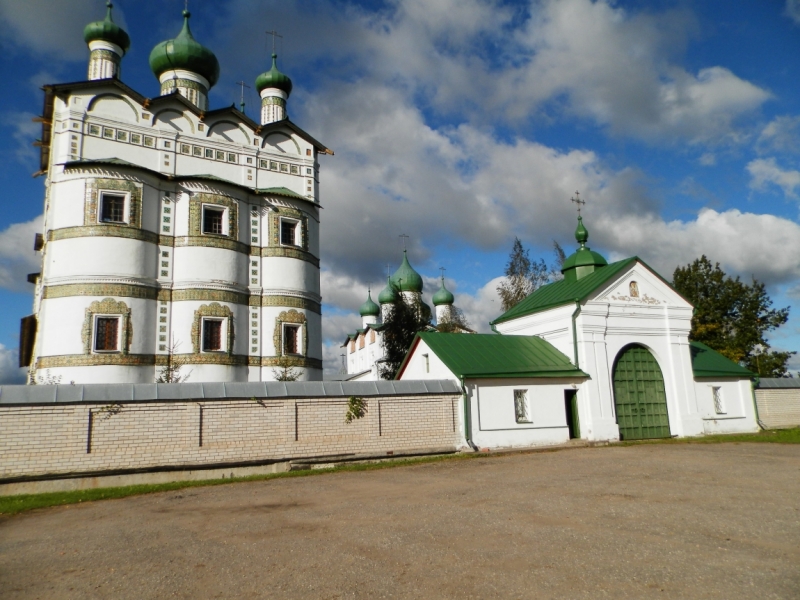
153,109,194,133
263,132,300,154
206,120,251,144
87,94,139,123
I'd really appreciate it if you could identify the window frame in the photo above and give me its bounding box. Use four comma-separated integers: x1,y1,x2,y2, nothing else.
97,190,130,224
201,204,228,236
514,389,531,424
201,317,227,352
712,386,726,415
280,218,300,247
283,324,302,356
93,315,121,353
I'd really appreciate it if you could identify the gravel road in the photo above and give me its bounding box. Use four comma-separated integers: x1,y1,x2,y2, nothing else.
1,443,798,599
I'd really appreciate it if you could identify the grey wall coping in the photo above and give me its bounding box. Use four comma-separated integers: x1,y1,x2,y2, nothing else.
756,378,800,389
0,380,461,405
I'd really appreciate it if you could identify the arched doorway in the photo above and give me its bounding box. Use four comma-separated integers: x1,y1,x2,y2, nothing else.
612,345,671,440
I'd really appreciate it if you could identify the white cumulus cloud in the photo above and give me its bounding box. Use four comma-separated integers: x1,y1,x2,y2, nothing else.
747,158,800,198
0,215,43,293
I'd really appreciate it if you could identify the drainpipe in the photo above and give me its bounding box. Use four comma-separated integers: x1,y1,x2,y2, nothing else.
571,300,581,369
490,323,500,334
750,375,767,430
460,375,479,451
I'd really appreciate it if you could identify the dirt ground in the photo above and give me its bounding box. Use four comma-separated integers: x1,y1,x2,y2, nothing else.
1,443,799,599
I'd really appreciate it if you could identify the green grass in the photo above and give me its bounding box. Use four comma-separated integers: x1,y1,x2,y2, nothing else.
618,427,800,446
0,453,471,517
2,428,798,516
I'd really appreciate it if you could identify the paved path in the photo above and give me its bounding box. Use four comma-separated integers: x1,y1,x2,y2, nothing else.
1,444,799,599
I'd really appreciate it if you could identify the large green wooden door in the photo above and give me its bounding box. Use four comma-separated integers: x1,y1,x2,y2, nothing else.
612,345,671,440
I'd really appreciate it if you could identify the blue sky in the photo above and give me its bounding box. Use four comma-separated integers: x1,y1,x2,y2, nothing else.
1,0,799,380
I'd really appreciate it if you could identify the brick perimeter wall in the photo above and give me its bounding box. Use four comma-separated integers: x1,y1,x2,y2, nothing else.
0,395,461,481
755,389,800,429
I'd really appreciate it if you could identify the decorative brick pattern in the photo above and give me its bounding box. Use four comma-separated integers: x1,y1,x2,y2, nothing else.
81,298,132,354
174,236,249,254
49,225,159,245
36,353,155,369
261,356,323,369
173,289,249,305
262,295,321,314
44,283,158,301
272,309,307,358
0,394,461,481
84,178,142,228
261,246,320,267
188,193,238,239
191,303,235,355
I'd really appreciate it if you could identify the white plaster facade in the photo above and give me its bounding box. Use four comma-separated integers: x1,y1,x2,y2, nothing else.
23,12,331,384
399,259,758,450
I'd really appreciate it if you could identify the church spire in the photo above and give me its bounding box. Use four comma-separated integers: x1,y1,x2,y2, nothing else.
83,1,130,81
560,193,608,283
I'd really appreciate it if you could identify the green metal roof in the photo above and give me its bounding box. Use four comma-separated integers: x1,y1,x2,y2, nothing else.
492,258,637,325
359,290,380,317
690,341,754,378
255,187,308,200
390,250,424,292
432,277,455,306
397,332,589,380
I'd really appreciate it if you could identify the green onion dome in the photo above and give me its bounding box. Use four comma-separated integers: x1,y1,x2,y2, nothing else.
359,289,380,317
378,276,398,305
149,10,220,87
390,250,424,293
432,276,455,306
255,53,293,96
83,2,130,54
561,216,608,276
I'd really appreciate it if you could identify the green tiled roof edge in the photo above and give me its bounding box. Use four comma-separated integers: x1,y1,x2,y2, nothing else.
690,341,754,378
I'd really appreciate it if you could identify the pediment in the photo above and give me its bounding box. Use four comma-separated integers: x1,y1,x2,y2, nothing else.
591,261,691,308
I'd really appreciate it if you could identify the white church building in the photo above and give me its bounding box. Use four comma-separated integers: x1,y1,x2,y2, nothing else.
398,215,758,447
342,251,462,380
19,5,331,383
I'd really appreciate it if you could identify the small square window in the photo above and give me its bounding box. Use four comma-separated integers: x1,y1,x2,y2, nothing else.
202,319,223,352
181,144,190,154
216,150,225,161
103,128,115,139
246,157,253,164
260,160,268,169
202,206,225,235
142,112,151,120
514,390,530,423
193,146,203,156
280,163,289,172
283,324,300,355
161,270,168,277
270,161,278,170
99,192,126,223
94,316,120,352
290,165,298,174
227,153,237,163
88,124,101,136
144,136,155,147
164,140,171,149
280,219,298,246
117,130,128,142
712,387,725,414
130,133,142,144
205,148,215,159
306,168,312,175
198,123,205,131
306,149,312,156
253,138,259,146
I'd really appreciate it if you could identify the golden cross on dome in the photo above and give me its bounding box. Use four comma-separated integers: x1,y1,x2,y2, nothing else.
571,191,585,215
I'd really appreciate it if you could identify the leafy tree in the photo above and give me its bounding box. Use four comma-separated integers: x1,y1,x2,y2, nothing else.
497,238,564,311
672,256,795,377
436,306,472,333
379,284,432,380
